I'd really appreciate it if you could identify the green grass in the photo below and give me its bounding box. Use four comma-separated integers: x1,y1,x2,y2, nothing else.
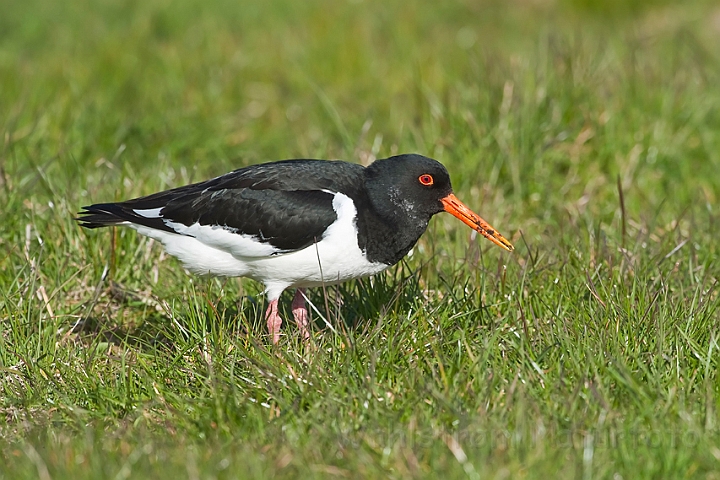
3,0,720,478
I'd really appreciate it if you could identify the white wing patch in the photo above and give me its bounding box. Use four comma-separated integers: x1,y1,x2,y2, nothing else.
133,207,164,218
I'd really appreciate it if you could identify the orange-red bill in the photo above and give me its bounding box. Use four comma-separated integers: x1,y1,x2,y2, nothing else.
440,193,514,252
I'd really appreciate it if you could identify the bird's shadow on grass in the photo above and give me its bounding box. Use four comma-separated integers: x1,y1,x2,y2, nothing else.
302,264,423,333
70,281,262,351
72,268,422,351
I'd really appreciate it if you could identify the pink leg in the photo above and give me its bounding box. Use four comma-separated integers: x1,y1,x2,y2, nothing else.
292,288,311,341
265,298,282,344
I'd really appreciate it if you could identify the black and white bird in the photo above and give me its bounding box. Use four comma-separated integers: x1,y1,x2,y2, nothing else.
77,154,513,343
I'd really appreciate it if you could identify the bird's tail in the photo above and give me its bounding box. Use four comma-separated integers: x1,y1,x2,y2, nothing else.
76,203,129,229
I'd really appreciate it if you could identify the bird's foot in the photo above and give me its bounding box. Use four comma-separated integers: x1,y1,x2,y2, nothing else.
292,288,311,341
265,298,282,344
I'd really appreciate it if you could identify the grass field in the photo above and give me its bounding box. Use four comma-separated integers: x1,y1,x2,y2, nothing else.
3,0,720,478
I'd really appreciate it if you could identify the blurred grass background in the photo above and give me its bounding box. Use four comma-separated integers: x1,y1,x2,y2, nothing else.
2,0,720,478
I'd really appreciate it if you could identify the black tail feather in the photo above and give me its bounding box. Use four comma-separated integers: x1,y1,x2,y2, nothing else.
76,203,130,228
76,202,174,233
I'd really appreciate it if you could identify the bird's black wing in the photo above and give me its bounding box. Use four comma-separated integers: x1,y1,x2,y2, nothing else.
77,159,366,253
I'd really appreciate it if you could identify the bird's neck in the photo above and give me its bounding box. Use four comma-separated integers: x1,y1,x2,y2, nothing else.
355,202,430,266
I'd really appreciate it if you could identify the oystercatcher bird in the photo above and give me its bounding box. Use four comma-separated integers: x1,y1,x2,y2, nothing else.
78,154,513,343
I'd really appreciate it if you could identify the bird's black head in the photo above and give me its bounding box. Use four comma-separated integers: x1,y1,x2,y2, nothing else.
364,154,453,222
364,153,514,252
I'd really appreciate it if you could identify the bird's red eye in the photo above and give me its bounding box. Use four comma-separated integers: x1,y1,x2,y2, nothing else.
418,174,434,186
